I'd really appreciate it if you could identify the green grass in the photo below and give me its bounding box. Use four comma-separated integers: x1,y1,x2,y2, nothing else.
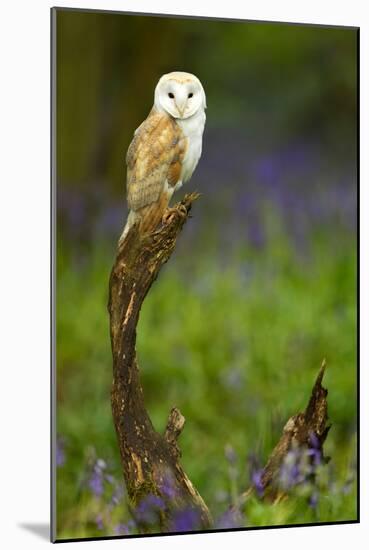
55,224,357,538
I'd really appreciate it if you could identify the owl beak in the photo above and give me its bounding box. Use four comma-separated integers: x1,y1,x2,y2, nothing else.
175,100,186,117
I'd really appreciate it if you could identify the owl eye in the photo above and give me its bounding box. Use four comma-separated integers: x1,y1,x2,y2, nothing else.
188,93,193,98
168,92,174,99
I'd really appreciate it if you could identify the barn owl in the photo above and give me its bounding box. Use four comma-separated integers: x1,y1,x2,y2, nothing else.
119,71,206,244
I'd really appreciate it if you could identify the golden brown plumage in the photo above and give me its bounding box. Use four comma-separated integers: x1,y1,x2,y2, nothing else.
119,72,206,244
124,109,187,236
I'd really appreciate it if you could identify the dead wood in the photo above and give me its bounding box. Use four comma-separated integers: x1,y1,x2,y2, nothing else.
108,193,212,531
240,360,330,504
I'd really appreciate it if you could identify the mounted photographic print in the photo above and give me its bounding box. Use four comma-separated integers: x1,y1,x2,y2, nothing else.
51,7,359,542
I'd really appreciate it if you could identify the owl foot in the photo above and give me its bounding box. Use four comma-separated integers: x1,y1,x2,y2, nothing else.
162,205,188,225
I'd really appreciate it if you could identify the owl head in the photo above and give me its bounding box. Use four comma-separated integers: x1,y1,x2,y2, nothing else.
154,71,206,120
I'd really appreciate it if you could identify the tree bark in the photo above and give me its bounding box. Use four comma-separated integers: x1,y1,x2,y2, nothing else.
108,193,212,531
240,360,330,504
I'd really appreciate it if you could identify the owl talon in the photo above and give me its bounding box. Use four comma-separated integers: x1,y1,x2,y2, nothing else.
162,205,188,225
178,204,188,216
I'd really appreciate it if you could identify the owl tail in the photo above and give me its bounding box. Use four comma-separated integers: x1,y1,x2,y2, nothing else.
118,210,137,247
118,203,167,246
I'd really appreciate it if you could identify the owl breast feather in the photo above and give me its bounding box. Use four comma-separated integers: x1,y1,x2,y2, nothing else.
177,110,206,183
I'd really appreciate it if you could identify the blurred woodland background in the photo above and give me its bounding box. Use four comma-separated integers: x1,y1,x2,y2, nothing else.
55,9,357,539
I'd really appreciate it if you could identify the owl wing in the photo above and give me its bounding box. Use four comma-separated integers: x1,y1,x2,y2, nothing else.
126,109,187,212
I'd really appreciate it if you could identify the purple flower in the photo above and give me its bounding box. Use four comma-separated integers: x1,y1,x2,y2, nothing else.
87,457,108,497
290,463,302,483
309,491,319,509
216,507,243,529
135,494,165,525
114,523,129,536
89,470,104,496
307,432,322,467
56,437,65,467
279,448,305,489
251,469,264,497
114,521,135,536
161,471,178,499
309,432,320,449
95,514,104,530
171,507,201,532
248,453,264,497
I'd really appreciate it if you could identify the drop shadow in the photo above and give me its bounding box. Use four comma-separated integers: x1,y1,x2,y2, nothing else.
18,523,50,541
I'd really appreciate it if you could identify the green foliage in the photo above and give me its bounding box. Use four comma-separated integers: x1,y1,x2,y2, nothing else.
56,223,357,538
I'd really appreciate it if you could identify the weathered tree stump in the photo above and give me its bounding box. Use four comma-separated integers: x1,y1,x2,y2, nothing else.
108,193,212,531
239,360,330,505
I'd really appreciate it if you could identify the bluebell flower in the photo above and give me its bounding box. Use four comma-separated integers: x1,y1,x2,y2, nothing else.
170,507,201,532
309,491,319,509
307,432,322,467
248,452,264,497
161,471,178,499
95,514,104,530
251,469,264,497
113,521,135,536
88,470,104,497
216,507,243,529
135,494,165,525
279,448,304,489
87,456,110,497
56,437,65,467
